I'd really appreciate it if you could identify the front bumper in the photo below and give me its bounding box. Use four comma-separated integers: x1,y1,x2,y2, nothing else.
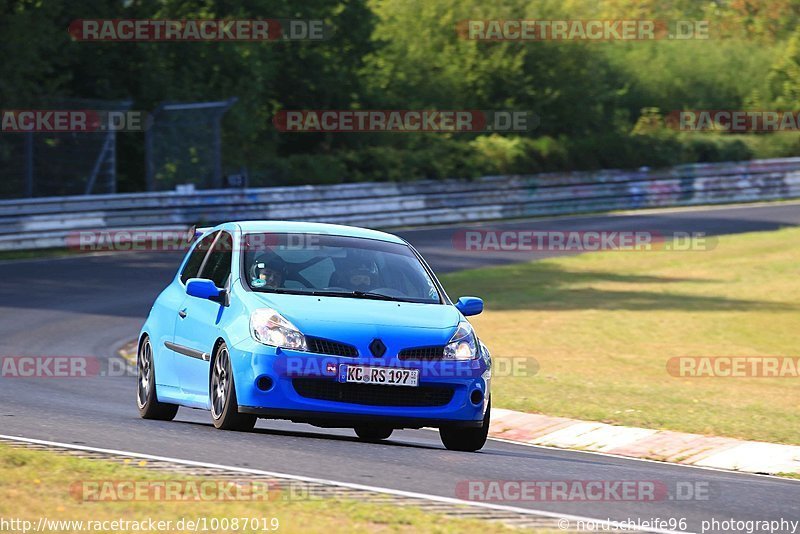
229,338,490,429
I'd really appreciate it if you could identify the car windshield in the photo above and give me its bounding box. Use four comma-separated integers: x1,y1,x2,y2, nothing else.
242,233,441,304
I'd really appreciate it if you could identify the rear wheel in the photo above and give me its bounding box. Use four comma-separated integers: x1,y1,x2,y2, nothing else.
136,336,179,421
440,399,490,452
211,342,256,431
354,425,393,442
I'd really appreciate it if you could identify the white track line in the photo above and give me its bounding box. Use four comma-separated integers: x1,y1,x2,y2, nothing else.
486,436,800,483
611,198,800,217
396,199,800,232
0,433,688,534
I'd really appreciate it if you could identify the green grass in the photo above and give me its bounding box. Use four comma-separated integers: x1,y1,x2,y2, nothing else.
441,227,800,445
0,247,76,261
0,444,530,534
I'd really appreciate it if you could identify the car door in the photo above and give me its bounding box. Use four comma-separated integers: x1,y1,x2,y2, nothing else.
173,230,234,400
156,230,219,390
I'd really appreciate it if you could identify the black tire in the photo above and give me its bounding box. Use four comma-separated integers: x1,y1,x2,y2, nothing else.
137,336,179,421
440,399,490,452
210,342,256,431
354,425,393,442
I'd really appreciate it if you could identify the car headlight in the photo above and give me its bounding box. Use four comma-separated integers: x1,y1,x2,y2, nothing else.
443,320,477,360
250,308,307,351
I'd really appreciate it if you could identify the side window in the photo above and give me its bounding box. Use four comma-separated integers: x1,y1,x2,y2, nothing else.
180,231,218,284
200,231,233,288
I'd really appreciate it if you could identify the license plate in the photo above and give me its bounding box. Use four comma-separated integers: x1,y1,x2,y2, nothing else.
339,364,419,387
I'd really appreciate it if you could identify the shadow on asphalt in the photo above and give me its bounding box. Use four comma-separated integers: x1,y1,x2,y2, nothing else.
168,417,616,466
441,262,796,312
169,418,446,452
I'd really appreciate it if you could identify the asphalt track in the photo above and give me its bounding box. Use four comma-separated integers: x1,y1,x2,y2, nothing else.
1,202,800,533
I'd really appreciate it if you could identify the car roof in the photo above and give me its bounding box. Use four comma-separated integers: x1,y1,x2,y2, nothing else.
221,221,407,245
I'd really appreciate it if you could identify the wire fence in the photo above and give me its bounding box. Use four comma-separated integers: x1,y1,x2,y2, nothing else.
0,98,238,199
144,98,238,192
0,98,132,199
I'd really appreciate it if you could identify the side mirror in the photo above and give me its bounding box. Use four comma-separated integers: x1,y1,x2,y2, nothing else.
186,278,226,304
455,296,483,316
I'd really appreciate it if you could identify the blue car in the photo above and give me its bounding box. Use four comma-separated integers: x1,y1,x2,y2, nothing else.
137,221,492,451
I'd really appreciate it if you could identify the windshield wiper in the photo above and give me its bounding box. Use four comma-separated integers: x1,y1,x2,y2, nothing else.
252,287,310,295
309,289,406,302
253,287,409,302
350,290,408,302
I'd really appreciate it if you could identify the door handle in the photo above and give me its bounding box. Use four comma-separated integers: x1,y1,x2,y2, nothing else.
178,309,187,319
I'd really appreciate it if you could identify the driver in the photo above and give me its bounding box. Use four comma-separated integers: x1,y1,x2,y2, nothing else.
348,264,375,290
250,253,287,289
337,254,378,291
256,264,284,288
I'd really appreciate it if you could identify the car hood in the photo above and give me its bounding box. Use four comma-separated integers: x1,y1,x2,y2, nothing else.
246,292,462,351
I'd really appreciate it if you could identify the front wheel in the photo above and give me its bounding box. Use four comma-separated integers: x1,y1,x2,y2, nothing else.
136,336,179,421
210,342,256,431
354,425,393,442
440,399,490,452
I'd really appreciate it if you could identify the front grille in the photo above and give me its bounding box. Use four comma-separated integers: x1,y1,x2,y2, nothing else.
306,337,358,357
398,346,445,360
292,378,454,407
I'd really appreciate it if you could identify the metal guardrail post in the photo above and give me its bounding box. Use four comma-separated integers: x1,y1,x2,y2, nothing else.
144,103,163,193
85,132,115,195
108,130,117,194
213,98,237,189
24,132,34,198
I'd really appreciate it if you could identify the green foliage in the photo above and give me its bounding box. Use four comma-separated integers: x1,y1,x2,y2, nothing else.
3,0,800,189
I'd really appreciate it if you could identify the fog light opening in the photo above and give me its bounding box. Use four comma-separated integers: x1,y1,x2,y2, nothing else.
470,389,483,405
256,376,274,392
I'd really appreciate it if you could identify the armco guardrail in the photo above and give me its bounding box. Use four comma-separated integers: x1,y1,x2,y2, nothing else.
2,157,800,250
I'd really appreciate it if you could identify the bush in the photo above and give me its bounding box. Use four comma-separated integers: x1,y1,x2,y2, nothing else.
245,130,788,188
